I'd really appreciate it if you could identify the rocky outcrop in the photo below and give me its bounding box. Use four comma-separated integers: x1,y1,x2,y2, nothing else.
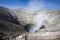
0,19,26,40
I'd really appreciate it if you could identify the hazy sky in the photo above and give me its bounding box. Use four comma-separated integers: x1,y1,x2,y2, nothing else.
0,0,60,11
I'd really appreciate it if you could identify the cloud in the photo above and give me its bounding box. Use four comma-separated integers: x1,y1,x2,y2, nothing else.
26,0,44,12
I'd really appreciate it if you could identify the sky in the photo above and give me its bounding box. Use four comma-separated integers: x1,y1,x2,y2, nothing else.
0,0,60,11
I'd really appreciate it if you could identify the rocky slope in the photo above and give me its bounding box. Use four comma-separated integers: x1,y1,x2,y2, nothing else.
0,6,26,40
0,6,20,25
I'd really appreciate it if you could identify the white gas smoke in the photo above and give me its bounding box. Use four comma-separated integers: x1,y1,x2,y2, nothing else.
26,0,44,12
29,13,48,32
